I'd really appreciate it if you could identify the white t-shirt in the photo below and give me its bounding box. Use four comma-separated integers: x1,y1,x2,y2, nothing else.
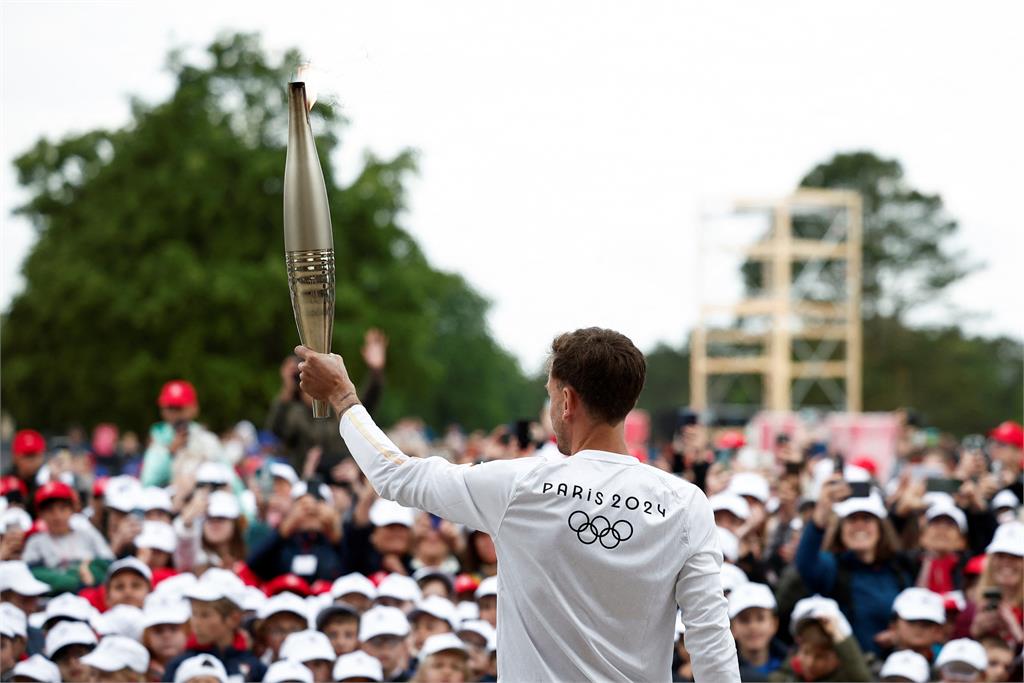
340,405,739,682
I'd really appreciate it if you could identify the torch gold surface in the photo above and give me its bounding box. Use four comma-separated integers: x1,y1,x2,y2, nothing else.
284,82,336,419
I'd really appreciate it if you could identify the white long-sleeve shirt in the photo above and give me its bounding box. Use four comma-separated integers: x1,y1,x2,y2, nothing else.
340,405,739,682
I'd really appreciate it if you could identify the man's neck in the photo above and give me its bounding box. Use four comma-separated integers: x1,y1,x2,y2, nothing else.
569,422,628,456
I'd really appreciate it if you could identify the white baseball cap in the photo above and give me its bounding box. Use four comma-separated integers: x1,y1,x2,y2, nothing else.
359,606,411,641
727,582,777,619
91,604,145,641
409,596,457,628
45,620,98,657
43,592,97,628
152,572,198,602
105,556,153,585
174,653,228,683
257,592,311,623
991,489,1020,510
922,491,955,510
455,600,479,625
183,567,246,607
136,520,178,553
474,575,498,600
80,635,149,674
269,462,299,484
790,595,852,638
11,654,61,683
935,638,988,671
727,472,770,504
925,503,967,533
720,563,749,595
196,462,232,486
377,573,421,603
368,499,415,528
280,629,335,663
289,481,332,501
716,527,740,563
418,633,468,662
0,603,27,638
140,487,174,513
331,573,377,601
104,476,143,512
0,506,32,533
237,585,266,613
709,492,750,521
206,490,240,520
0,560,50,596
456,618,495,645
262,658,313,683
333,651,383,682
892,587,945,624
833,492,888,520
142,594,190,629
986,521,1024,557
879,649,930,683
675,611,685,638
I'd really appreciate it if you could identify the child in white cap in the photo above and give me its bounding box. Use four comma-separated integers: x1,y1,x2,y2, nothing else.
935,638,987,682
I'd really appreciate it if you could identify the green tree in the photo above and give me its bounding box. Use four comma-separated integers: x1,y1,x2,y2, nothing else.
2,33,529,434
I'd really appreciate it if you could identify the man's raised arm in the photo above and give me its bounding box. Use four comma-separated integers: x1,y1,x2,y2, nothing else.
295,346,540,535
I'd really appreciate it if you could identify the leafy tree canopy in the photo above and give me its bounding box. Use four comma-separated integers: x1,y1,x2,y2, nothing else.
2,33,538,434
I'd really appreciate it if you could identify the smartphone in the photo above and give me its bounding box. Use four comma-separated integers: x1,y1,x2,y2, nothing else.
784,461,803,475
429,514,442,530
983,587,1001,611
671,452,686,475
833,452,844,474
847,481,872,498
925,477,963,495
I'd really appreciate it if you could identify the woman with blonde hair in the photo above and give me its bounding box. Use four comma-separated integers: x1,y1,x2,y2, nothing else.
954,522,1024,647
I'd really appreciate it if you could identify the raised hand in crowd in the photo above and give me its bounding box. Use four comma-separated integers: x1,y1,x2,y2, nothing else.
812,475,850,529
362,327,389,372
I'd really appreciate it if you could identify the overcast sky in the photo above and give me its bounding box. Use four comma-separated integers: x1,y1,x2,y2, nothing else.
2,1,1022,372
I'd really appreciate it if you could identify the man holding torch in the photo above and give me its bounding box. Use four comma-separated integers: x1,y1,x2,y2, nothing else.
295,327,739,681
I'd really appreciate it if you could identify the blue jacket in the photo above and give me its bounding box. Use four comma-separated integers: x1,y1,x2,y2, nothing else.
795,521,908,655
162,638,266,683
246,529,348,583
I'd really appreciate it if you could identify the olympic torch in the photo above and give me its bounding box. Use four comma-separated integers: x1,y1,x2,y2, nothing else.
284,75,335,419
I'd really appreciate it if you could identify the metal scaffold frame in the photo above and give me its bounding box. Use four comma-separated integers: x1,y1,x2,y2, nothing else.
690,189,863,413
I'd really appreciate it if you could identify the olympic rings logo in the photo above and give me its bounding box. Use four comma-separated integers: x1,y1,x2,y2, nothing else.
567,510,634,549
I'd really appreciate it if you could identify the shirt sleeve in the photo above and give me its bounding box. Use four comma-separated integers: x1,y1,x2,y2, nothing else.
340,405,542,535
675,488,740,682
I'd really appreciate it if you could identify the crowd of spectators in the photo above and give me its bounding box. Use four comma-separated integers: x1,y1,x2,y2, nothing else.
0,335,1021,682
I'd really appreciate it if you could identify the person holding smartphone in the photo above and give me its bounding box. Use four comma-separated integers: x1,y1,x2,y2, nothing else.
795,475,913,655
296,327,740,681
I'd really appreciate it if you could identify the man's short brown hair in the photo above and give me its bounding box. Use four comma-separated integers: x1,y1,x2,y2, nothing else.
548,327,646,424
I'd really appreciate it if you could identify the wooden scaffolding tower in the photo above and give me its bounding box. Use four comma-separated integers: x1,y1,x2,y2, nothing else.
690,189,863,413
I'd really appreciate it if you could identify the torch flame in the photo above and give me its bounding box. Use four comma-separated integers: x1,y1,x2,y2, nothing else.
296,63,317,112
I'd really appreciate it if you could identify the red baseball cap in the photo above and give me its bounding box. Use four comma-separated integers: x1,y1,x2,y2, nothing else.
964,554,986,576
454,573,481,595
0,476,28,498
716,431,746,450
158,380,197,408
34,481,76,508
990,421,1024,449
849,455,878,476
263,574,312,597
12,430,45,457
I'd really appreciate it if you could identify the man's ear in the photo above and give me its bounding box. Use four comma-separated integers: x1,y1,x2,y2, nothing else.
562,384,578,421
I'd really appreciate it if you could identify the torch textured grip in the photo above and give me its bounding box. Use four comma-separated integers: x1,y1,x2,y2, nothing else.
287,248,336,419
